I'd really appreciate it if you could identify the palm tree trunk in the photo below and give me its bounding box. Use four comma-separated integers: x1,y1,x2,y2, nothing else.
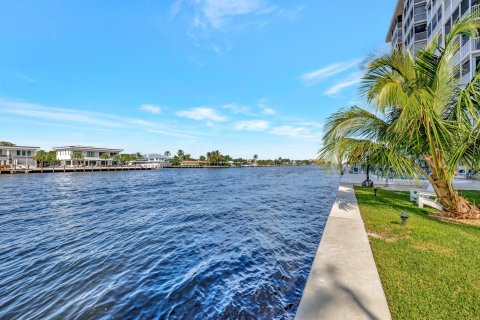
428,170,480,219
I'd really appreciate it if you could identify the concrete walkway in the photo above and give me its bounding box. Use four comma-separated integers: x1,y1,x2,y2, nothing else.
295,184,391,320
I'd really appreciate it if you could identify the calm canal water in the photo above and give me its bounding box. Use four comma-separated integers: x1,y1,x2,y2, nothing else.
0,166,339,319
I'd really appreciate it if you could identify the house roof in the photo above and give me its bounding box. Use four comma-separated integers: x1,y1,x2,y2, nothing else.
53,145,123,152
0,145,40,150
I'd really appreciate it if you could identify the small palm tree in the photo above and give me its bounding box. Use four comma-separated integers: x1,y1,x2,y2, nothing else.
100,153,110,167
71,151,84,168
321,13,480,219
33,150,48,168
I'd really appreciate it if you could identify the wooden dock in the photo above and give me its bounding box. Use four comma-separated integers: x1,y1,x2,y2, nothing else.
0,165,156,175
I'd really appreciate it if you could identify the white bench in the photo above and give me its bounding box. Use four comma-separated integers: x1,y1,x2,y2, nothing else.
417,192,443,210
410,187,443,210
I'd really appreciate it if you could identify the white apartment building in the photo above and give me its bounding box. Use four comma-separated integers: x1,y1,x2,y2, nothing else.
0,145,39,167
53,146,123,167
387,0,480,83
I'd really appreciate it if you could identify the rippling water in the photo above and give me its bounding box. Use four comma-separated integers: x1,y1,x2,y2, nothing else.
0,166,339,319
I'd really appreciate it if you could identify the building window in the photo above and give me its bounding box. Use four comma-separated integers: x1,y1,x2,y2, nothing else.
461,0,469,15
87,151,95,157
17,150,20,156
27,151,31,156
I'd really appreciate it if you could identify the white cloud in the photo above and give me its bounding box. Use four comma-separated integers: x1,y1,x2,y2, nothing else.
233,120,269,131
140,104,162,114
300,59,361,86
0,98,201,139
324,72,363,96
193,0,275,29
257,98,276,115
262,107,275,115
222,103,252,115
176,107,227,122
270,125,322,139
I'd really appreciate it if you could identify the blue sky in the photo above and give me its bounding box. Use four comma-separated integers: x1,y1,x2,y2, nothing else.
0,0,394,159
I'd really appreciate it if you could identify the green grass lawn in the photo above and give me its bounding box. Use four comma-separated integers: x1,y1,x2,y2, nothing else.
355,187,480,320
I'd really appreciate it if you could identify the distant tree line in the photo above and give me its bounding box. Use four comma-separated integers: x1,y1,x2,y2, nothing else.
166,149,315,167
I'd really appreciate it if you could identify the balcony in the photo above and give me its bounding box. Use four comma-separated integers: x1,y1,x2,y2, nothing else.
415,31,428,41
461,40,471,58
414,12,427,22
444,1,452,17
460,73,471,86
452,50,460,66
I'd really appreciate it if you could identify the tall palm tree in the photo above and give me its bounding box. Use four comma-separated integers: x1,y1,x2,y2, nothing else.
321,13,480,219
164,151,171,158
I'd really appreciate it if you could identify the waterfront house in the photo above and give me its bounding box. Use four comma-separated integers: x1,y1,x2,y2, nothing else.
130,153,171,168
0,145,39,167
53,146,123,167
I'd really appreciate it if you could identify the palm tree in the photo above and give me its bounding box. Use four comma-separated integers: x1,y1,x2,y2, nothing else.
33,150,48,170
112,154,121,166
100,153,111,167
71,151,84,168
321,13,480,219
177,150,185,160
165,151,171,158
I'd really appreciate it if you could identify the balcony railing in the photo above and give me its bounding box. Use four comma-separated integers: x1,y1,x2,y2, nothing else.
414,12,427,22
461,40,471,58
452,50,460,66
445,1,452,18
415,31,428,41
461,73,471,86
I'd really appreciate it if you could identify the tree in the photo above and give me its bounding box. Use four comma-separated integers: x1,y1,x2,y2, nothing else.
177,150,185,160
71,151,84,167
33,150,48,168
112,154,121,165
0,141,15,146
165,151,171,158
321,13,480,219
171,155,181,166
47,151,59,166
100,153,110,166
199,155,206,161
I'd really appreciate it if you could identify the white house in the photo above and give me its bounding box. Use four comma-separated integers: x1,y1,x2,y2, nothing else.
53,146,123,167
0,145,40,167
130,153,171,168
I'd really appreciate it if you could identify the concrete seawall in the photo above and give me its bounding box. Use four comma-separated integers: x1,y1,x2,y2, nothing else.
295,184,391,320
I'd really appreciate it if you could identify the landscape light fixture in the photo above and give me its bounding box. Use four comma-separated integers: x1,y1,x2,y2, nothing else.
400,212,409,226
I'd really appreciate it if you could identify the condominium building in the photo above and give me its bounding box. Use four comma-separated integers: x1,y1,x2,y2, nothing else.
387,0,480,83
53,146,123,167
0,145,39,167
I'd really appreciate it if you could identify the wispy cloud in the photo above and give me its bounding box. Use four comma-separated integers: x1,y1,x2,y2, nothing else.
233,120,269,131
140,104,162,114
14,73,37,83
270,125,321,139
171,0,299,41
300,59,361,86
222,103,253,115
176,107,227,122
324,72,363,96
257,98,276,115
0,98,200,139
